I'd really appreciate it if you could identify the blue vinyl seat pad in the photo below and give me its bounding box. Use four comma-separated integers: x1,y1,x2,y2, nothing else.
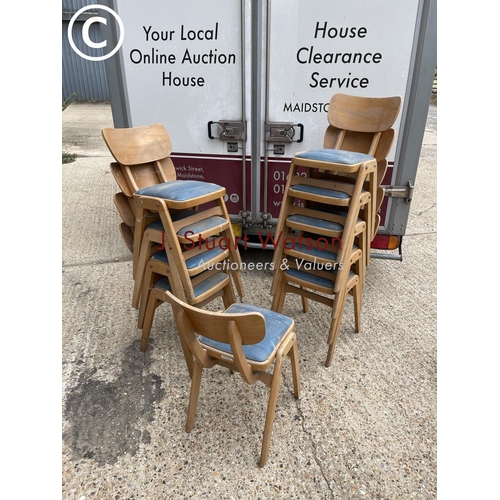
286,267,336,289
136,180,223,201
291,184,351,199
199,303,293,363
151,243,226,269
146,209,199,231
295,148,374,165
293,149,373,199
285,242,338,261
177,216,227,239
285,267,354,290
154,271,228,297
287,214,344,232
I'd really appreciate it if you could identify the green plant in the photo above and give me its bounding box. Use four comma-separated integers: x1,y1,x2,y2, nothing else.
62,151,77,164
62,92,77,111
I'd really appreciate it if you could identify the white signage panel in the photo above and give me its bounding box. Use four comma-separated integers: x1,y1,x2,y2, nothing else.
115,0,244,155
268,0,420,160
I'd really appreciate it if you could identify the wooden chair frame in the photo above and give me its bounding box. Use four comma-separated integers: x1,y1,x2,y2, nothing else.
271,156,376,294
268,94,401,365
133,194,244,302
103,125,179,252
273,246,363,367
136,237,232,330
271,157,376,366
166,291,300,467
140,267,236,352
131,194,244,351
321,93,402,249
102,124,244,315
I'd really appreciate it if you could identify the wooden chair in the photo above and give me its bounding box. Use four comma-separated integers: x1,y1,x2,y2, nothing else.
270,149,375,366
101,124,244,309
103,124,179,254
132,189,244,352
102,123,225,266
165,291,300,467
269,94,401,365
132,191,244,305
140,264,237,352
320,93,402,264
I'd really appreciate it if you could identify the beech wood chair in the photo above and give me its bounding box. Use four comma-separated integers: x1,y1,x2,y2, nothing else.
139,264,236,352
269,94,401,366
102,124,245,353
132,192,243,309
320,93,402,264
103,124,179,254
102,123,227,266
102,124,244,312
270,150,375,366
166,291,300,467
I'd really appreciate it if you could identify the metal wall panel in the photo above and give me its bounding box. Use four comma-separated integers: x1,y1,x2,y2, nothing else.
62,0,99,19
62,1,109,101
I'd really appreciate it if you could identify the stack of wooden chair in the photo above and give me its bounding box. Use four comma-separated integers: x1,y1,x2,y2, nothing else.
270,93,401,366
102,123,244,352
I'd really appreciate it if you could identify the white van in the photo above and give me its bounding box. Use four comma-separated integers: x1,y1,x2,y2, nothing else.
100,0,436,260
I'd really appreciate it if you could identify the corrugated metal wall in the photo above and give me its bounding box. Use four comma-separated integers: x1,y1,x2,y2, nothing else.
62,0,110,101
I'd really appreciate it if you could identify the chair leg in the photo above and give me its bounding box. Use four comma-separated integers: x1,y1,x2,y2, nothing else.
365,217,371,267
177,333,194,380
359,256,366,293
325,328,339,368
186,361,203,432
357,229,367,275
132,206,150,278
230,268,244,298
270,286,281,311
140,289,161,352
271,279,287,313
325,291,348,367
221,281,236,309
217,199,244,298
287,338,301,399
270,247,285,297
138,265,155,329
300,288,308,313
271,287,283,313
353,281,361,333
259,353,284,467
132,238,156,308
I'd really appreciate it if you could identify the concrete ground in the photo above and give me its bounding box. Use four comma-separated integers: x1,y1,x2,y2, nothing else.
62,101,437,499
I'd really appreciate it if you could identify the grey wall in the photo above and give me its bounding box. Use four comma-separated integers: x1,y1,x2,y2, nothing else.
62,1,110,101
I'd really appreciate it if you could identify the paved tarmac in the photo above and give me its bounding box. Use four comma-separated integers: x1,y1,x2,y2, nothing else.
62,101,437,499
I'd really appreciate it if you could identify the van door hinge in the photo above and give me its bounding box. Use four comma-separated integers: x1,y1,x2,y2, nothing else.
383,180,414,203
